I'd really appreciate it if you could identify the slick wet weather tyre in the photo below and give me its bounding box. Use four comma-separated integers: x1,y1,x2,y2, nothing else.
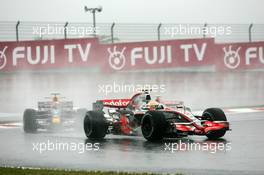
203,108,227,139
84,110,108,139
23,109,37,133
141,111,167,142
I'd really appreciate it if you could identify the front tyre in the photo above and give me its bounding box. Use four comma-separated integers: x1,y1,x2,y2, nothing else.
141,111,167,142
23,109,37,133
84,110,108,139
203,108,227,139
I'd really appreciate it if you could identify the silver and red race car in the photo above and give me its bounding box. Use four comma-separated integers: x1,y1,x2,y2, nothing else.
84,91,230,141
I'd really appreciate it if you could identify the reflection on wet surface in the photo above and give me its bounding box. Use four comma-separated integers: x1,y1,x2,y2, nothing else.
84,136,230,154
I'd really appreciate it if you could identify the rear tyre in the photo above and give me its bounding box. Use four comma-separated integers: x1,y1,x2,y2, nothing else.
23,109,37,133
203,108,227,139
141,111,167,142
84,110,108,139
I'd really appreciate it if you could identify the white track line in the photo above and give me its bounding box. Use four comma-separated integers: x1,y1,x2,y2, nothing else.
193,106,264,115
0,122,22,129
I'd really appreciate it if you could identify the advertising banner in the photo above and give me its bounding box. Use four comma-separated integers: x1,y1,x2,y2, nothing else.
0,37,263,72
215,42,264,70
101,38,215,71
0,38,100,71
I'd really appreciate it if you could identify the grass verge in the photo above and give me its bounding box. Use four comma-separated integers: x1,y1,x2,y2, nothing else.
0,167,183,175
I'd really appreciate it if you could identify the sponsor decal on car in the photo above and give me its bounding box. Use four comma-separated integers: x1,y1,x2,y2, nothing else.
102,99,130,107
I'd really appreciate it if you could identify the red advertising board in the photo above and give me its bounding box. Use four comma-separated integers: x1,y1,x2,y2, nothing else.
100,38,215,71
215,41,264,70
0,37,263,72
0,38,101,71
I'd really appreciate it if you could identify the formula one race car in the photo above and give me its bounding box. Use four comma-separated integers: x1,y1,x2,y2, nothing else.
84,91,230,141
23,93,87,133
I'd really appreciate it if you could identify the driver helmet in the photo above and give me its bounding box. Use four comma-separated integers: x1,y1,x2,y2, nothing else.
53,96,58,102
147,100,159,109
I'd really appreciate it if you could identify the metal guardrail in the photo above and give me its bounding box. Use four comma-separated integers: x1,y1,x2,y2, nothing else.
0,21,263,43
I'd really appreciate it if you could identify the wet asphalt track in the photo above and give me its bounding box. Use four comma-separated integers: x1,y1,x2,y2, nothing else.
0,72,264,175
0,112,264,175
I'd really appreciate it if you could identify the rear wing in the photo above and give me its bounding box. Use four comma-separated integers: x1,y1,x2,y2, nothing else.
38,101,73,110
93,99,131,110
38,102,52,109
